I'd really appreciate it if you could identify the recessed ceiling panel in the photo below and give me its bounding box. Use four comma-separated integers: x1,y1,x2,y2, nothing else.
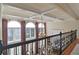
3,5,38,18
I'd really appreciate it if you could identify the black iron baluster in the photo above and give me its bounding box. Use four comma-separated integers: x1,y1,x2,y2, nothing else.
45,38,48,55
16,47,17,55
75,30,77,40
47,38,50,55
38,41,40,55
28,44,30,55
73,31,75,41
42,40,43,47
32,43,33,54
38,41,41,55
26,44,29,55
70,30,73,43
14,47,17,55
59,32,62,55
29,43,31,55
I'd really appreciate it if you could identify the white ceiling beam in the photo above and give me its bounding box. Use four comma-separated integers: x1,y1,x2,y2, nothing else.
41,8,57,15
29,14,40,19
55,4,78,20
29,8,57,19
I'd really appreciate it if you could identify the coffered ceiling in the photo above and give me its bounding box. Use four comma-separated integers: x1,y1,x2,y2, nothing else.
2,3,79,21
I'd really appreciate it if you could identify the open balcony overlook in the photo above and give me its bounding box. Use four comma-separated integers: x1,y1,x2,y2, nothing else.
0,3,79,55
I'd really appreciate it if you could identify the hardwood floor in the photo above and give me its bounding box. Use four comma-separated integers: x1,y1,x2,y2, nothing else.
63,39,79,55
77,38,79,43
71,44,79,55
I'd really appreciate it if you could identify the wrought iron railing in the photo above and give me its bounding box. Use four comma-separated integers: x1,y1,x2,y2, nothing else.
0,30,77,55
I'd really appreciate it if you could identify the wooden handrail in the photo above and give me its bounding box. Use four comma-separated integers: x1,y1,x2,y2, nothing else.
0,33,60,50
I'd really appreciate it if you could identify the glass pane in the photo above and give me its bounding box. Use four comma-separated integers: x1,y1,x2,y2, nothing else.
41,28,44,33
14,28,20,40
38,28,41,33
39,28,44,33
8,28,13,41
31,28,34,37
26,28,30,38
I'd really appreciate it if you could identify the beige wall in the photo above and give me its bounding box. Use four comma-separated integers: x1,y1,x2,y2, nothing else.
47,19,79,37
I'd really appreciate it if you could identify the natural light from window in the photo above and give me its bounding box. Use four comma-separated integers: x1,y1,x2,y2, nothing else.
26,22,35,40
8,21,21,43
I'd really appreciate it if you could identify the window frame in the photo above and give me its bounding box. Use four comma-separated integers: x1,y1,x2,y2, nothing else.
7,21,21,44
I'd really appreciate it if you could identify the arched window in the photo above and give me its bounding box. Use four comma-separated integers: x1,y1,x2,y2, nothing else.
8,21,21,43
25,22,36,54
7,21,21,55
26,22,35,40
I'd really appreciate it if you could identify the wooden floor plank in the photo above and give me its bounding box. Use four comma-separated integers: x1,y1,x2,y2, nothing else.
63,39,79,55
